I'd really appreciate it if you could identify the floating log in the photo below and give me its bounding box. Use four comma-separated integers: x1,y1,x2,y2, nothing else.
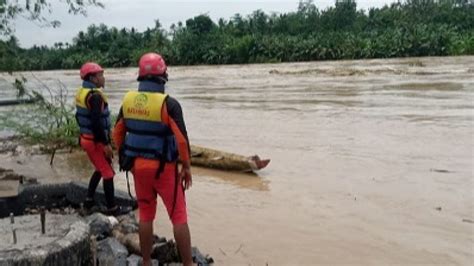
190,145,270,172
0,98,36,106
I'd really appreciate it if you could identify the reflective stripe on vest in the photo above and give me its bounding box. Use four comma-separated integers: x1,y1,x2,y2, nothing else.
75,88,111,135
122,91,178,161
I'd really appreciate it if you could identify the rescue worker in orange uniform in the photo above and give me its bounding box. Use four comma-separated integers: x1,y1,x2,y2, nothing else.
75,62,127,215
113,53,193,266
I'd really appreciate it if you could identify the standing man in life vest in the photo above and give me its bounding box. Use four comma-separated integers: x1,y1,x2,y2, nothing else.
76,62,127,215
113,53,193,266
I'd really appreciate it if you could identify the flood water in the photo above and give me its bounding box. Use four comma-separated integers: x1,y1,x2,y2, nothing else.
1,56,473,265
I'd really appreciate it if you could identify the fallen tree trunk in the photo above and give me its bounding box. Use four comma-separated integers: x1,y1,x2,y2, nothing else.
0,98,36,106
190,145,270,172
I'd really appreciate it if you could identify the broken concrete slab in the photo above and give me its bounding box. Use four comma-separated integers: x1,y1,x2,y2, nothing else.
0,214,91,265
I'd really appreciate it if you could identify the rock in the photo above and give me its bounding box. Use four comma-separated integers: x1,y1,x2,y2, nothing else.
126,255,159,266
153,234,167,243
97,237,128,266
64,207,75,215
127,254,164,266
86,213,113,239
112,230,141,255
192,247,205,263
14,145,25,155
0,142,17,153
108,216,119,227
117,212,136,223
117,212,139,234
435,207,442,211
121,222,139,234
151,241,176,262
126,254,142,266
192,247,214,266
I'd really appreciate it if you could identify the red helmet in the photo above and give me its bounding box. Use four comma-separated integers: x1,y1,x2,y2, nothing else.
80,62,103,80
138,53,167,78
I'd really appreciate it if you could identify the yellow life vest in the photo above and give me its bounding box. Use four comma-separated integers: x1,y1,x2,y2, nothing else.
75,87,108,109
122,91,166,122
121,90,178,161
75,87,111,135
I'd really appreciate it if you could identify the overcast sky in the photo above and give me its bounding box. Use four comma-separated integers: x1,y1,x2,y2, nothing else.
12,0,396,48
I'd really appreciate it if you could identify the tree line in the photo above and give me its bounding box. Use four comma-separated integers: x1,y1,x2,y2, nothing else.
1,0,472,71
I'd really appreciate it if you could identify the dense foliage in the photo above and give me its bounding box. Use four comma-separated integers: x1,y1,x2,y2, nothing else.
1,0,473,71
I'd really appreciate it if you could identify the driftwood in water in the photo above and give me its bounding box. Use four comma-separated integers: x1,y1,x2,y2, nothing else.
0,98,36,106
190,145,270,172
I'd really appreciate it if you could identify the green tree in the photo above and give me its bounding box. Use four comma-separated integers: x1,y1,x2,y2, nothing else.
1,0,473,70
0,0,103,36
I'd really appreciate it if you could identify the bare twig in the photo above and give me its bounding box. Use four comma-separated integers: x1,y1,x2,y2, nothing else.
234,244,243,254
50,148,56,165
219,248,227,256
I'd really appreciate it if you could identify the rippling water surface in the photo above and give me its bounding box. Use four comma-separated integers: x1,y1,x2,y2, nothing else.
1,56,473,265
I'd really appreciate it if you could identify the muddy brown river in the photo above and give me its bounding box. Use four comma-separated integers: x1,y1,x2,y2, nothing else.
1,56,473,265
